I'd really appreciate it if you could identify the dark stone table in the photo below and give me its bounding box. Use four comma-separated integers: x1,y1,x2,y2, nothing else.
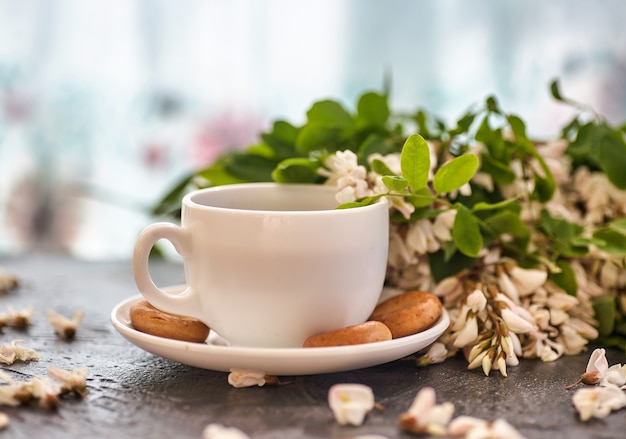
0,252,624,439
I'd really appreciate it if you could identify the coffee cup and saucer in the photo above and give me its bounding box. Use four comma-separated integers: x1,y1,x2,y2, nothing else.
111,183,449,374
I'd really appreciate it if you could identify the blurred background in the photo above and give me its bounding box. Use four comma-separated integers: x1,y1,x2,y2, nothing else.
1,0,625,259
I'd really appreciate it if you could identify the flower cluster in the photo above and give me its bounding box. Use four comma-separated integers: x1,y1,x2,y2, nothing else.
156,84,626,375
320,137,603,376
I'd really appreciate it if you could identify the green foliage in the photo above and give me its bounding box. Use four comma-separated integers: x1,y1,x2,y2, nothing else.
152,81,626,353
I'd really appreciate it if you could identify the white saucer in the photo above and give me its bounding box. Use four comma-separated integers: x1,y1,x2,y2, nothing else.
111,293,449,376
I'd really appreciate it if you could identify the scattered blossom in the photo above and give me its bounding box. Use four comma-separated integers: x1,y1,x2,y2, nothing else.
0,340,39,365
227,369,278,388
327,383,375,426
0,305,34,328
0,365,88,415
30,377,62,410
202,423,250,439
448,416,526,439
46,310,85,340
567,348,626,421
398,387,454,436
572,385,626,421
567,348,626,389
416,342,449,366
0,268,18,293
47,366,89,397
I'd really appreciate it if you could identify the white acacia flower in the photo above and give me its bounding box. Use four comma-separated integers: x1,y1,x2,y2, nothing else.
501,309,534,334
453,316,478,348
46,310,85,340
0,412,7,429
531,333,565,362
318,150,360,184
416,342,449,366
406,219,440,255
327,383,375,426
30,377,62,410
398,387,454,436
472,171,494,191
559,325,588,355
0,305,34,328
448,416,526,439
575,348,626,388
466,289,487,313
433,276,463,306
0,385,23,407
497,269,520,303
0,340,39,365
508,266,547,296
572,384,626,421
387,225,417,269
386,195,416,220
202,423,250,439
0,268,18,293
432,209,456,242
47,366,89,397
228,369,270,388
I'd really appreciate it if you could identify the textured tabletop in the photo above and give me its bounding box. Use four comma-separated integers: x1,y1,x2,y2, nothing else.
0,253,624,439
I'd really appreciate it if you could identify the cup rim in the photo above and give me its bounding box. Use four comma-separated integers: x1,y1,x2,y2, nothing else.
183,182,388,214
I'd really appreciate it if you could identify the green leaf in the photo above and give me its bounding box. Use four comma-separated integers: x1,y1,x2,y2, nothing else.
357,134,398,164
223,153,278,182
271,158,321,183
306,100,355,128
295,122,343,153
596,126,626,189
151,173,195,216
449,111,476,136
479,153,516,184
433,154,479,194
592,228,626,256
370,158,396,176
382,175,408,192
406,187,434,207
452,205,483,257
356,92,390,128
472,197,520,212
260,120,301,159
484,211,530,240
507,114,529,142
609,218,626,235
428,248,476,282
593,295,616,337
485,96,500,113
549,79,565,102
336,195,383,209
549,259,578,296
400,134,431,191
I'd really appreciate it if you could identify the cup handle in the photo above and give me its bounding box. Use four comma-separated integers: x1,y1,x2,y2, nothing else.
132,222,201,319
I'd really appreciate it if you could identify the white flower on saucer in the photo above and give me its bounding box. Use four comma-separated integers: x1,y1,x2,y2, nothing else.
572,384,626,421
398,387,454,436
202,423,250,439
328,383,375,426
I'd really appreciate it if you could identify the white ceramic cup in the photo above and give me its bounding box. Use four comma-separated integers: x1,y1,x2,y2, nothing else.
132,183,389,348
